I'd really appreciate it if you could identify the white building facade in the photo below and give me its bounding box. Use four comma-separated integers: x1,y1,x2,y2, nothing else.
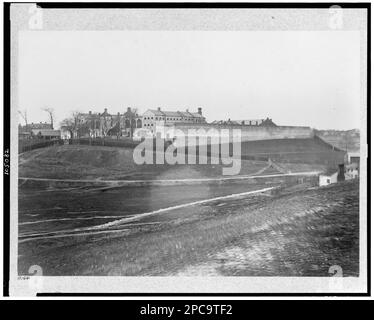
142,107,206,136
319,171,338,186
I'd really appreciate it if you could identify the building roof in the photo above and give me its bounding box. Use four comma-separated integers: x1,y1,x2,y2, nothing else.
124,108,139,117
145,109,204,119
321,168,338,176
146,109,165,116
162,111,182,117
31,129,61,136
77,112,101,122
178,111,194,118
19,122,52,132
190,112,204,118
60,126,72,131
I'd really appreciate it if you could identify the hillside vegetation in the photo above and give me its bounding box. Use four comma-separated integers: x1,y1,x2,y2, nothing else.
239,137,345,166
18,145,271,180
19,138,335,180
316,129,360,152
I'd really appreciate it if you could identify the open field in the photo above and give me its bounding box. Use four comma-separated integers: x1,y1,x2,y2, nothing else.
18,180,359,276
18,180,276,236
18,144,358,276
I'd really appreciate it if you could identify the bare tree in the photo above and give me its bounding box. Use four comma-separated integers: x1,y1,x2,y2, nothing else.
18,109,28,127
101,117,111,137
42,107,55,129
60,111,80,138
127,108,138,138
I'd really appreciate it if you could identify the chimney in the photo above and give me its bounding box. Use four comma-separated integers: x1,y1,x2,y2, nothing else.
127,107,131,112
186,109,189,112
157,107,161,111
198,107,202,115
89,111,92,115
338,164,345,182
104,108,108,113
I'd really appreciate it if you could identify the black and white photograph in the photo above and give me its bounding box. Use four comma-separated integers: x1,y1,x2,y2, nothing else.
3,2,369,296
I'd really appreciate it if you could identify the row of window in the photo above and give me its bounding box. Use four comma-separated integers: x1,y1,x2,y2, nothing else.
144,116,202,121
78,119,142,128
143,117,202,122
144,116,182,121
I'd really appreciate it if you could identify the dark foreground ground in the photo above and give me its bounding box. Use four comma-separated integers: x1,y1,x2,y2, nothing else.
18,180,359,276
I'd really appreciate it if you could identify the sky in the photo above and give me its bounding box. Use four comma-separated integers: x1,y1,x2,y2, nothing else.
18,30,361,130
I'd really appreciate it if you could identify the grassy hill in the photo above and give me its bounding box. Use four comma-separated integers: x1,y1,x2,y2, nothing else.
238,137,346,166
315,129,360,153
18,145,273,180
19,137,339,180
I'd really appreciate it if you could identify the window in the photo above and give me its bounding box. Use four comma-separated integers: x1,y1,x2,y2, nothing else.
327,179,330,184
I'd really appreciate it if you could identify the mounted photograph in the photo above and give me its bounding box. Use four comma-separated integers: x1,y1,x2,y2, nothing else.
5,3,369,296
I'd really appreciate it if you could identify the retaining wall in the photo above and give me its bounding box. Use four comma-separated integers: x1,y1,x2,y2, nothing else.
171,123,314,142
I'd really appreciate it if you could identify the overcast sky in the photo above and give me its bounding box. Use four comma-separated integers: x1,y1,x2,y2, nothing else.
18,30,360,130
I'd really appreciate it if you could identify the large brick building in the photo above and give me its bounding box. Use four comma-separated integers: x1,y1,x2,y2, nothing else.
19,122,58,139
75,108,142,138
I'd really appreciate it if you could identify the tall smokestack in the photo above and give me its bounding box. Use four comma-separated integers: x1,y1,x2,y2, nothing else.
338,164,345,182
198,107,202,115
